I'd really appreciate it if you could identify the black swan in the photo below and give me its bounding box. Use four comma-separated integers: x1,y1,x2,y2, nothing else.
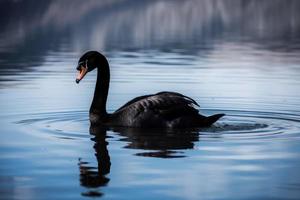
76,51,224,128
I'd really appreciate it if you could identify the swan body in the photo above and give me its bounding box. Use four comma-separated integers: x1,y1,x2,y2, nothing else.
76,51,224,128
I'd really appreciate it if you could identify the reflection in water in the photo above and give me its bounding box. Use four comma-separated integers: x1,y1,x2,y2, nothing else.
1,0,299,51
79,127,110,197
0,0,299,84
80,124,199,196
113,127,199,158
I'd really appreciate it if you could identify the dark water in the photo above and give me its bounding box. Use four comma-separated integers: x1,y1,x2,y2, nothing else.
1,1,300,199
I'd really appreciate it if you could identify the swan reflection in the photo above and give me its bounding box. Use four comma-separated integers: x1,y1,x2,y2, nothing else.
78,126,199,196
113,127,199,158
79,124,200,196
78,127,110,197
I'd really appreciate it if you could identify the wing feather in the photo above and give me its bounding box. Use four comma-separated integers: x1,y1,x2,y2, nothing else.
114,91,200,121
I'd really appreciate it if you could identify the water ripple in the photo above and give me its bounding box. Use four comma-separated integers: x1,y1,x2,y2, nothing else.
15,109,300,141
16,111,90,140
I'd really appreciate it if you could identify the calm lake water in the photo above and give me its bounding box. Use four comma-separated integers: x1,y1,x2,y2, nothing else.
1,1,300,199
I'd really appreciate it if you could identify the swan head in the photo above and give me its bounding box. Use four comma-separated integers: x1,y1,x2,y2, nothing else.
76,51,108,83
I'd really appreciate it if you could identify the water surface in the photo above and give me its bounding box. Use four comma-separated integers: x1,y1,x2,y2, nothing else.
1,1,300,199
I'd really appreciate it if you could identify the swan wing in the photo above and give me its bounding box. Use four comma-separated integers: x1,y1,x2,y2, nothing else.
114,91,200,120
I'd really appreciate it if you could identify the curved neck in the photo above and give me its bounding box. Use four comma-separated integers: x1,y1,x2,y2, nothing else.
90,63,110,116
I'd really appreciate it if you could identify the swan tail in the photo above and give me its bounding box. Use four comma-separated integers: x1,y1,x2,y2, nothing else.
204,113,225,126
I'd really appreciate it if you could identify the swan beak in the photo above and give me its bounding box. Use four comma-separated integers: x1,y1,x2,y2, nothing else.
76,66,88,84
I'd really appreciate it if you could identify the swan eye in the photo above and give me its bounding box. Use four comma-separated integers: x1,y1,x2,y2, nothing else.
77,61,85,70
77,60,89,71
76,65,88,84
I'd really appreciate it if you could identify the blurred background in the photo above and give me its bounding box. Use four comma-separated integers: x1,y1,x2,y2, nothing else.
1,1,300,199
1,0,300,112
1,0,300,51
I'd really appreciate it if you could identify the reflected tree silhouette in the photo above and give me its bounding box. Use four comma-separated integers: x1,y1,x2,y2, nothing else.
1,0,299,83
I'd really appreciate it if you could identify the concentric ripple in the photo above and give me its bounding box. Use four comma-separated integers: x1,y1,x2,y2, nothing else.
201,110,300,140
16,110,91,140
16,109,300,141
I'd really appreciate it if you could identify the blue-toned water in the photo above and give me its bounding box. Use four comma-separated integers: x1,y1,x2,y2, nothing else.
1,1,300,199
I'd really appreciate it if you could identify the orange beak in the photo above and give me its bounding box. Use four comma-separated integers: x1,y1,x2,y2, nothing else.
76,66,88,84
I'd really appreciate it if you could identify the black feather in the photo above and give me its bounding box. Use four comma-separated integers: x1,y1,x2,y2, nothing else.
115,91,200,121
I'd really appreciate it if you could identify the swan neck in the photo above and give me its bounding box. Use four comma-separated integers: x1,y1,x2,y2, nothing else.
90,64,110,116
